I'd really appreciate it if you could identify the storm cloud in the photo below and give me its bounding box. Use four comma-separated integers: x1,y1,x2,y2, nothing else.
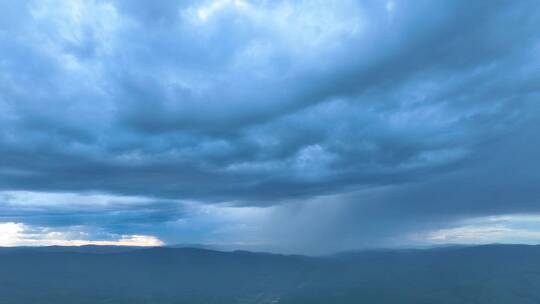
0,0,539,252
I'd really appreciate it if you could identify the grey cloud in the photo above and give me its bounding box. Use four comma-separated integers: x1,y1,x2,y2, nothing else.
0,0,539,249
0,194,186,233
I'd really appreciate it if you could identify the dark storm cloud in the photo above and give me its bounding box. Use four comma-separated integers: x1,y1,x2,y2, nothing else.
0,0,539,248
256,114,540,253
0,193,186,233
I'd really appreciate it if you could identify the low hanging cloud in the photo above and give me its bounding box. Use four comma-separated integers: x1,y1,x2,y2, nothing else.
0,0,540,252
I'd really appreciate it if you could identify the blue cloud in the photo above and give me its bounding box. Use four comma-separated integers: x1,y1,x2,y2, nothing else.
0,0,539,250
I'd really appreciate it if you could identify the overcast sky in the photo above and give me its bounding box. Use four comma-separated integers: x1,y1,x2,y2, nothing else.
0,0,539,254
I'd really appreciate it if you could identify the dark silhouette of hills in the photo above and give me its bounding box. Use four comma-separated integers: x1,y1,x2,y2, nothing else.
1,244,540,303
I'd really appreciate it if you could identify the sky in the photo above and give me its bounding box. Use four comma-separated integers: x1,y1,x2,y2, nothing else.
0,0,539,254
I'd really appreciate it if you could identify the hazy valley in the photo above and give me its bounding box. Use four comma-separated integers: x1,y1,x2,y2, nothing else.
1,245,540,303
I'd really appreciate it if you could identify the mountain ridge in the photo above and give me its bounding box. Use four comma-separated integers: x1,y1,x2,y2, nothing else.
1,244,540,303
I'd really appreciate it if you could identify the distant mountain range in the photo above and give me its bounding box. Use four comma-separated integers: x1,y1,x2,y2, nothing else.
1,244,540,303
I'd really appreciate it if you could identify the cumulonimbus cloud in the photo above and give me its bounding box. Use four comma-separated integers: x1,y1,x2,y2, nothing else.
0,0,539,251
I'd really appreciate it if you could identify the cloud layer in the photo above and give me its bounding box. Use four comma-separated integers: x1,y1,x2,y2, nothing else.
1,0,539,252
